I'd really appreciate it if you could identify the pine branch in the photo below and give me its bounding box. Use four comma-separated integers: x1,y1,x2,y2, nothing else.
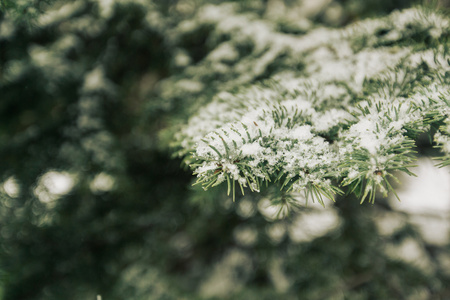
167,4,450,207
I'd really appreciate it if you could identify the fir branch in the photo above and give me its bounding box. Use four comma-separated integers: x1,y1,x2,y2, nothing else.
169,4,450,207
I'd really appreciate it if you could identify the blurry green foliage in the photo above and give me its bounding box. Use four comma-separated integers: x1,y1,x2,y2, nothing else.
0,1,449,300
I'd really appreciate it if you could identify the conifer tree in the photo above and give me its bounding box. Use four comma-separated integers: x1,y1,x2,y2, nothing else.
169,2,450,206
1,0,450,299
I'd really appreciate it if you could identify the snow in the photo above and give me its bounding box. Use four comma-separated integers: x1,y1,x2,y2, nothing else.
3,177,19,198
0,19,14,40
39,1,86,27
390,158,450,214
312,109,351,132
83,67,108,92
291,125,313,140
241,142,263,156
90,172,116,193
97,0,115,19
207,43,239,62
346,118,380,155
172,4,450,203
288,208,341,243
34,171,76,203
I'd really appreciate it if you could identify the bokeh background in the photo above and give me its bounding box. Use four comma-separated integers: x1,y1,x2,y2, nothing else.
1,0,450,299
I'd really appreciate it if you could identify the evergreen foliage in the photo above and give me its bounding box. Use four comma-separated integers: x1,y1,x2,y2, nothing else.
0,0,450,299
170,3,450,205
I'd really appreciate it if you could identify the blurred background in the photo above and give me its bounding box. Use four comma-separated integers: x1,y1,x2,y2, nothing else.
1,0,450,299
